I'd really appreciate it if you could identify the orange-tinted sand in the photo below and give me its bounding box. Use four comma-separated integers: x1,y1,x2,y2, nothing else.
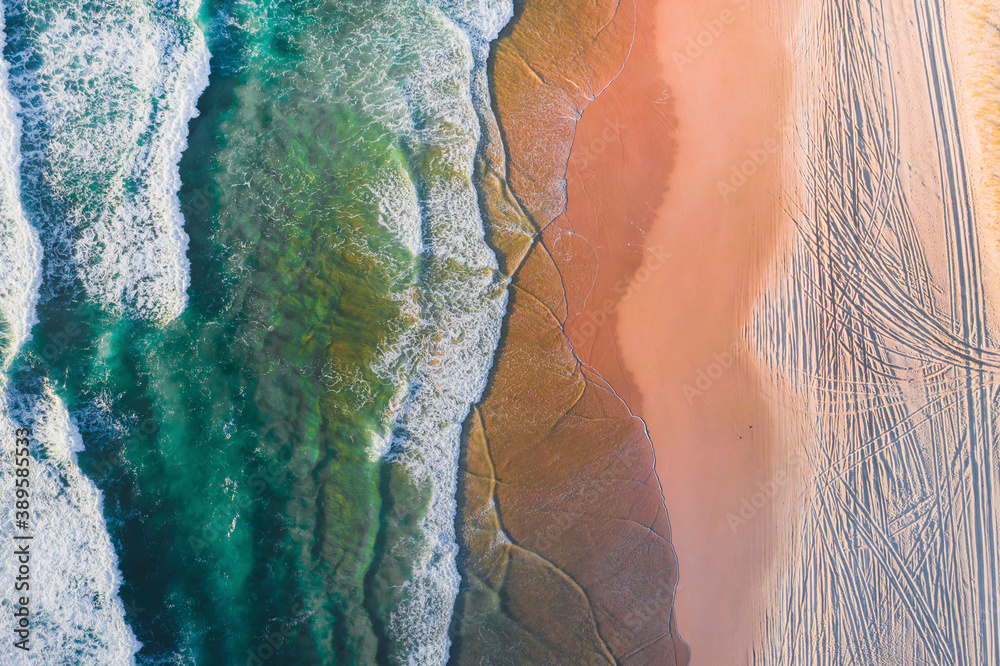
557,0,796,663
451,0,688,663
457,0,793,660
610,2,794,663
552,0,676,408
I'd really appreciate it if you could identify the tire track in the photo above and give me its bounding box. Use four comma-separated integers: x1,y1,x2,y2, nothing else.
748,0,1000,662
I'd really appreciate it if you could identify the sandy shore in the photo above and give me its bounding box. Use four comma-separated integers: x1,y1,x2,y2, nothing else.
554,0,676,408
562,0,1000,661
562,0,797,663
621,2,794,661
451,0,688,662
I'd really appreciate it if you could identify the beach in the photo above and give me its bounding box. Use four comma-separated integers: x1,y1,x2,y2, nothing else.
5,0,1000,661
451,0,689,662
612,0,1000,663
470,0,1000,661
628,1,794,661
558,0,795,662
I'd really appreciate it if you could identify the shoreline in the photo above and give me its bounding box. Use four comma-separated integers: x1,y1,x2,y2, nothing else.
555,0,676,410
452,0,689,661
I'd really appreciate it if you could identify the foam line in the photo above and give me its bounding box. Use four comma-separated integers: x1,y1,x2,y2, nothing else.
5,0,209,323
0,2,42,367
0,386,141,664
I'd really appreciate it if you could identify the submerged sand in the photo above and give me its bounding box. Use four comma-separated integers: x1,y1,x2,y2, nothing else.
451,0,687,663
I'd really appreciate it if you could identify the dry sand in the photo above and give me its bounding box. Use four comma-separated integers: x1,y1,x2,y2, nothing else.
610,0,1000,663
565,0,1000,662
946,0,1000,316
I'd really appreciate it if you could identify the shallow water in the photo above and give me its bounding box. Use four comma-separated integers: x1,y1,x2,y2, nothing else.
0,0,509,662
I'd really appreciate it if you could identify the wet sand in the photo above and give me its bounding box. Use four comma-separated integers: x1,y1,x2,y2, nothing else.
450,0,688,662
552,4,676,408
606,1,795,663
534,0,796,662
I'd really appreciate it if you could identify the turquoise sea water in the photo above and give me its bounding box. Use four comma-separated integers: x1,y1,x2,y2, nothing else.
0,0,510,662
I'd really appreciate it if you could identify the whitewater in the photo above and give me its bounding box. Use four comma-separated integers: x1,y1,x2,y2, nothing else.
5,0,209,323
0,0,207,661
379,0,513,661
0,0,516,660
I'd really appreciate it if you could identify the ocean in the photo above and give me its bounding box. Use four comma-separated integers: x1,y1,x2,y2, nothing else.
0,0,511,662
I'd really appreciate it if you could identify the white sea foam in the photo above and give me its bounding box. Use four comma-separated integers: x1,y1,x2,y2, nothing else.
0,4,42,367
378,1,513,663
6,0,209,324
0,2,203,661
367,165,424,258
0,385,141,664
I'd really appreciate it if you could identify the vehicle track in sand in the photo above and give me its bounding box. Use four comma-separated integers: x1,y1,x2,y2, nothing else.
750,0,1000,663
